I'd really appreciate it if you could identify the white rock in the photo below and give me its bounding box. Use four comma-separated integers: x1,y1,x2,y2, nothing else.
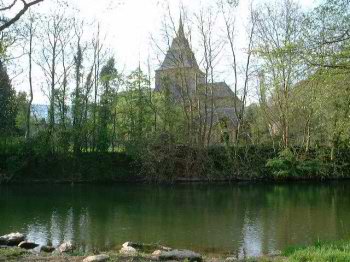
58,241,75,253
122,242,131,248
0,232,25,246
152,250,162,257
120,245,137,255
83,254,110,262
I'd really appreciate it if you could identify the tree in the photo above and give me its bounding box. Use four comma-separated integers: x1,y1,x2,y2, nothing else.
21,11,36,139
72,22,84,153
0,61,17,135
254,0,304,148
303,0,350,71
38,6,73,151
97,57,119,152
219,0,256,146
117,67,152,143
0,0,45,32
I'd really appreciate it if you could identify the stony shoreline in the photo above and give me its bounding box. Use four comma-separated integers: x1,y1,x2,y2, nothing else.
0,232,286,262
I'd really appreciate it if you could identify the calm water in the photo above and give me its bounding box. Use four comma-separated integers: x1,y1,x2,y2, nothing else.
1,182,350,257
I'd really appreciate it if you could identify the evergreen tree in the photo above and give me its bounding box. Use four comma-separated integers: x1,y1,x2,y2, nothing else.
97,57,118,152
0,61,17,136
72,42,84,153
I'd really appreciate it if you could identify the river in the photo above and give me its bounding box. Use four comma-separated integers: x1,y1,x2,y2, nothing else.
1,182,349,257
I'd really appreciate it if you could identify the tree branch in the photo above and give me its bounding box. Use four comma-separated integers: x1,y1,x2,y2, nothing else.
0,0,17,11
0,0,44,32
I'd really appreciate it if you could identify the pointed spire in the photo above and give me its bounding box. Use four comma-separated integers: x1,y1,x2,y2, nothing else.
178,13,185,38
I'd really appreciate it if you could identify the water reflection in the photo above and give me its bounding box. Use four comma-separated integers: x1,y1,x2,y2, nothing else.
0,182,350,257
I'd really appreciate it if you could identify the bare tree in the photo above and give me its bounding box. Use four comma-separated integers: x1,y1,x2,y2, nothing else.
195,7,222,146
253,0,303,148
0,0,44,32
37,7,73,149
26,14,34,139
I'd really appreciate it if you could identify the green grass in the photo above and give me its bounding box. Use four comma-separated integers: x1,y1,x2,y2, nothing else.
0,247,27,259
285,240,350,262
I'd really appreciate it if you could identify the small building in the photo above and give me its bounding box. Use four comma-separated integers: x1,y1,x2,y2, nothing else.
155,17,241,144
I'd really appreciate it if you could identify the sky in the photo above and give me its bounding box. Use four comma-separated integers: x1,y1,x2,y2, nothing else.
10,0,316,104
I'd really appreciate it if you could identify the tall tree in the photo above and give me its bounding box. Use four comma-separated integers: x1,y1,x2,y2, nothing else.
38,7,72,150
22,12,35,139
254,0,304,148
72,22,84,153
0,61,17,135
97,57,118,152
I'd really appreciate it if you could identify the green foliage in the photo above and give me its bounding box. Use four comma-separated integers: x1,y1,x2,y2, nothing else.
0,248,26,260
266,149,299,178
266,149,329,179
97,57,120,152
116,67,152,144
15,92,28,135
0,61,17,136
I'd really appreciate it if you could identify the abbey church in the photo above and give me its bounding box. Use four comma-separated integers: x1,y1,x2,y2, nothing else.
155,17,241,143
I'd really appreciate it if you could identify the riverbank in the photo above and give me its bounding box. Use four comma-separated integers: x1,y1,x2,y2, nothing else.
1,240,350,262
1,145,350,183
0,249,282,262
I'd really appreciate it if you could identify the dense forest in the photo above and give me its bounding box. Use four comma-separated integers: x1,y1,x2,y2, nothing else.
0,0,349,183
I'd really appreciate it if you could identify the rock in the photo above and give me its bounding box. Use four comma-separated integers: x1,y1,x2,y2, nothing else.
121,241,171,253
0,232,25,246
18,241,39,250
58,241,75,253
83,254,110,262
40,245,55,253
152,249,202,262
120,245,137,255
122,242,132,248
225,257,237,261
269,250,282,256
152,250,162,256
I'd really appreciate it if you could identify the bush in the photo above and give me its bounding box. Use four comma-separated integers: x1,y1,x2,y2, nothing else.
266,148,299,178
266,148,327,179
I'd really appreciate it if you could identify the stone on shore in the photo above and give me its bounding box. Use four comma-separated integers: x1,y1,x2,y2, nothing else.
0,233,25,246
40,245,55,253
121,241,172,253
18,241,39,250
225,257,237,261
83,254,110,262
120,245,137,255
152,249,202,261
58,241,75,253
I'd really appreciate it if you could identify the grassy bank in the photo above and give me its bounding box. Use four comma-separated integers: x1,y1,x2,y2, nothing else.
283,240,350,262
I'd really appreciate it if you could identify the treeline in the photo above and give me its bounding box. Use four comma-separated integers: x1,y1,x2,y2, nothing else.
0,0,350,182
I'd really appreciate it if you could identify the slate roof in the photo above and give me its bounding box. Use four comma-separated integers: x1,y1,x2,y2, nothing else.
198,82,236,98
158,17,199,70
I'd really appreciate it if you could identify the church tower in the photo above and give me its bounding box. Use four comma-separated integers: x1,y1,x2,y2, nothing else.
155,16,205,99
154,16,241,144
